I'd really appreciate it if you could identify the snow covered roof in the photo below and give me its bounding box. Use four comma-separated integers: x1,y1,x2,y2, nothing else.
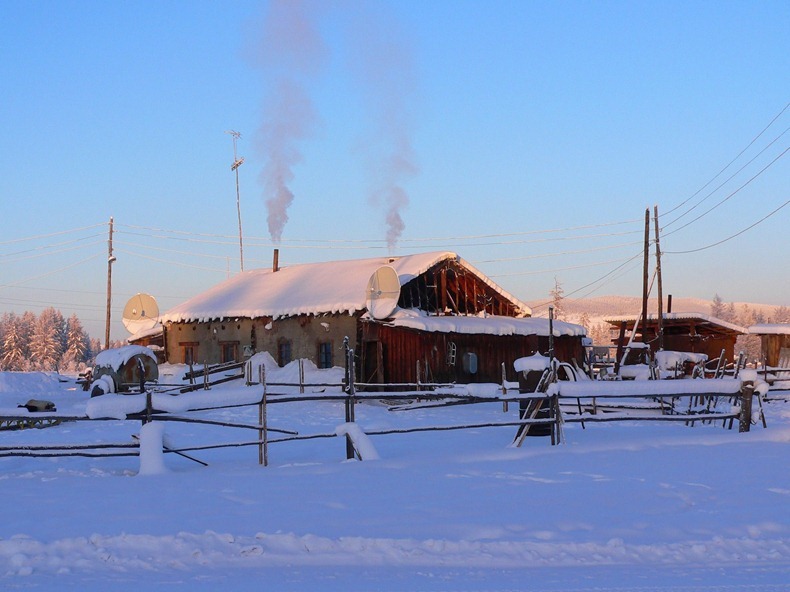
385,309,585,337
748,323,790,335
604,312,746,335
161,252,531,323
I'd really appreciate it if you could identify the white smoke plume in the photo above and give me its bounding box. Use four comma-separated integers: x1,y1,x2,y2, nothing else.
254,0,326,244
347,5,418,251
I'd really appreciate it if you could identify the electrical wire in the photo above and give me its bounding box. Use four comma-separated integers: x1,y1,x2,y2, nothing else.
0,254,101,290
663,200,790,255
114,248,231,274
0,223,107,246
662,102,789,218
662,131,789,229
662,147,788,238
117,218,644,246
0,238,105,264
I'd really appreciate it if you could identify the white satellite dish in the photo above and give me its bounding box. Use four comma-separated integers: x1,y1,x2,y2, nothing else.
365,265,401,320
122,293,160,334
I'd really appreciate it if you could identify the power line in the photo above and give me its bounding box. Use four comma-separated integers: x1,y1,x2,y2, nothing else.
0,222,107,246
663,101,789,217
662,147,788,238
487,255,636,278
0,254,101,291
663,200,790,255
114,248,230,274
0,238,105,264
662,130,789,229
116,218,644,247
473,239,643,265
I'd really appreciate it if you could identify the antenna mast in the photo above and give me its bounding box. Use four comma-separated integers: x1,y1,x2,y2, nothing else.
104,216,116,350
226,130,245,272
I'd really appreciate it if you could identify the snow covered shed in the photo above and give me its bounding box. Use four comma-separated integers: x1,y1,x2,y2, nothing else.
604,312,746,361
159,251,587,385
748,324,790,367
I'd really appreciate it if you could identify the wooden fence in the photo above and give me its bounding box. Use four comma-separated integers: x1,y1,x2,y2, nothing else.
0,350,765,466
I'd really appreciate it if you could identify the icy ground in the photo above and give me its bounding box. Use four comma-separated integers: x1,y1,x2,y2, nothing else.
0,366,789,591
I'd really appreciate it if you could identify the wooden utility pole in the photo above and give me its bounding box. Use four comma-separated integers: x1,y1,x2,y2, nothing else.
653,205,664,351
104,217,115,350
641,208,650,343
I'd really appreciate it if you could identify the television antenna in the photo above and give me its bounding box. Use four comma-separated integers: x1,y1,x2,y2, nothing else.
226,130,245,272
365,266,401,320
122,293,160,334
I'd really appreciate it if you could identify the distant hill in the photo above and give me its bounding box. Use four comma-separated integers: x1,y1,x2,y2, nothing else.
526,295,783,323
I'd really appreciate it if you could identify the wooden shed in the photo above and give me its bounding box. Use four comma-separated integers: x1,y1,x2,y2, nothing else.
604,312,746,362
159,251,587,385
748,324,790,367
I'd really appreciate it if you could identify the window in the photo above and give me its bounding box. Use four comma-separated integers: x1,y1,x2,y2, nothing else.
317,341,333,369
180,342,198,366
221,342,239,364
277,339,292,367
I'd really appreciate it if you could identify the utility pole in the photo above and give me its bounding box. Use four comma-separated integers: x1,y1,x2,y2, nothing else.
104,217,116,350
654,205,664,351
641,208,650,344
226,130,245,272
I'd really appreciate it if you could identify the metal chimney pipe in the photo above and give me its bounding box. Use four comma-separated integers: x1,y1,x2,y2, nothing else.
272,248,280,273
667,294,672,313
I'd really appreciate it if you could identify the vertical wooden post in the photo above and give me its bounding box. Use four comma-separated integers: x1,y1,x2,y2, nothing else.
653,205,663,352
259,365,268,466
344,338,357,460
641,208,650,344
739,380,754,433
501,362,508,412
299,359,304,394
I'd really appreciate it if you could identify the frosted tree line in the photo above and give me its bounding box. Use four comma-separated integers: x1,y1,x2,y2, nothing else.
0,308,104,372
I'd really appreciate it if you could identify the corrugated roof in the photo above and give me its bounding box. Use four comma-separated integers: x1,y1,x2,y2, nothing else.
748,323,790,335
160,251,531,323
604,312,746,334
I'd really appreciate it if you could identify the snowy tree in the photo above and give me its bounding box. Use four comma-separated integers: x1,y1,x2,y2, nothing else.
62,314,89,371
577,311,591,332
29,307,66,371
1,314,27,371
710,294,726,319
774,305,790,324
550,278,565,320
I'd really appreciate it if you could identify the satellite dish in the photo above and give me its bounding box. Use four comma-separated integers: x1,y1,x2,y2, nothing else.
365,266,400,320
122,293,160,334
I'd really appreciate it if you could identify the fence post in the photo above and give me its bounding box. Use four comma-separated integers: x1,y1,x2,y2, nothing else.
739,380,754,433
259,365,268,466
299,359,305,394
344,338,357,460
501,362,508,412
203,361,209,390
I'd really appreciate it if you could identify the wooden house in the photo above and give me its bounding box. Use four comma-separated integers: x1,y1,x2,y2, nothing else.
159,251,587,384
748,324,790,367
604,312,746,362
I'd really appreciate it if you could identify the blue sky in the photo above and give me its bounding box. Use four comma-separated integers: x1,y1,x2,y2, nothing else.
1,0,788,341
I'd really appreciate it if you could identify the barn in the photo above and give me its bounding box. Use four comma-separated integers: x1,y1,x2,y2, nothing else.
748,324,790,367
604,312,746,362
159,251,587,385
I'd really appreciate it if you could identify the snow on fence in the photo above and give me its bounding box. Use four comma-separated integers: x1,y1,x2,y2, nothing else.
0,349,766,467
0,376,761,468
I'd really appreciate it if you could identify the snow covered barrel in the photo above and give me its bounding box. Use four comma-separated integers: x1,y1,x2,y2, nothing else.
514,354,553,437
90,345,159,397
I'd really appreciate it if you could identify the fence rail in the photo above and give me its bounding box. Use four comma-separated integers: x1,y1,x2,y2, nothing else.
0,346,767,466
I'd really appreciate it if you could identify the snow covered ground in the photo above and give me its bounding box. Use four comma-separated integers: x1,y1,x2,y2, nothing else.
1,364,789,591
